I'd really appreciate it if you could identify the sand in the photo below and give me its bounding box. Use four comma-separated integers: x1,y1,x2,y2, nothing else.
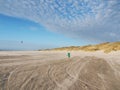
0,51,120,90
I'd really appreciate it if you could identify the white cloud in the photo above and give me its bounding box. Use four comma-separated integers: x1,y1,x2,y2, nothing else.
0,0,120,42
29,26,38,31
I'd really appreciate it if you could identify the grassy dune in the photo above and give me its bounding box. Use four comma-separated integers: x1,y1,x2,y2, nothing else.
53,42,120,53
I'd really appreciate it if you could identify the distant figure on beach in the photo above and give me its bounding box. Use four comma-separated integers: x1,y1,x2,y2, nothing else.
67,52,71,58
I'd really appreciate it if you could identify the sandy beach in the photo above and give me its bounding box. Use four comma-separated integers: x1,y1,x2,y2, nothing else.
0,51,120,90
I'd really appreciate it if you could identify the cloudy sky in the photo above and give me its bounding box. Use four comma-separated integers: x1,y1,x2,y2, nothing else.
0,0,120,50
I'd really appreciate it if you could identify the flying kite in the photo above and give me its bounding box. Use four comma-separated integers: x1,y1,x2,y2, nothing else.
21,41,23,44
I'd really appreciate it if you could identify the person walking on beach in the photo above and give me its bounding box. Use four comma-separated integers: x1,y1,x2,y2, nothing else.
67,52,71,58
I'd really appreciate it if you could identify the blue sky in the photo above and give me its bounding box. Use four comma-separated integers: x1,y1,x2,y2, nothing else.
0,14,88,50
0,0,120,50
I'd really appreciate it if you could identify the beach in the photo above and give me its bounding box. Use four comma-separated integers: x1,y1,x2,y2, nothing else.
0,51,120,90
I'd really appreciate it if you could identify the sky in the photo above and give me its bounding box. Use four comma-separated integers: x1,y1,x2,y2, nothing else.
0,0,120,50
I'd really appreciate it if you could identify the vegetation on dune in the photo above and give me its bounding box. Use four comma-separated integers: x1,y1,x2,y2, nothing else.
52,42,120,53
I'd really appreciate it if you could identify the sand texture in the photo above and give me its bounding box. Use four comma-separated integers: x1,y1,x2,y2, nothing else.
0,51,120,90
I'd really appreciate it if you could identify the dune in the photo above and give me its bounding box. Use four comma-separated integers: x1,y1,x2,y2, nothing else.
0,51,120,90
52,42,120,53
